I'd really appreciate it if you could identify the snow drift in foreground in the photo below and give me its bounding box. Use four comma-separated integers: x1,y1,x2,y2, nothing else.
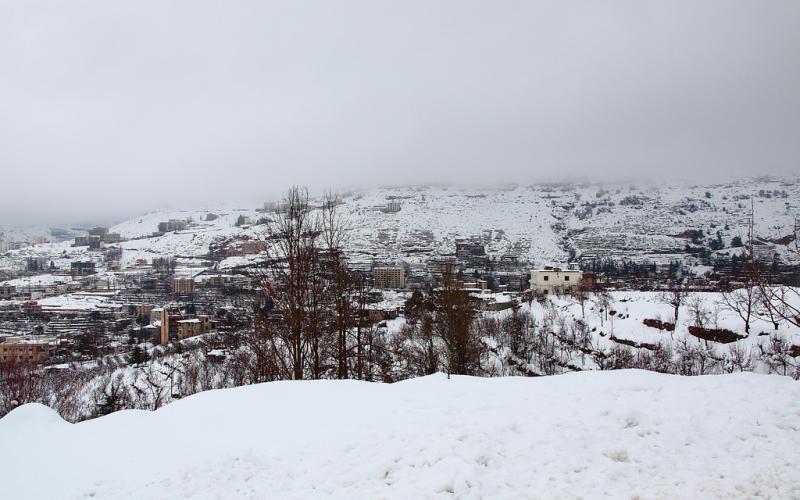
1,372,798,499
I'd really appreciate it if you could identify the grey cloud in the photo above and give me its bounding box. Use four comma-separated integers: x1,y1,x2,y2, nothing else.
1,0,798,224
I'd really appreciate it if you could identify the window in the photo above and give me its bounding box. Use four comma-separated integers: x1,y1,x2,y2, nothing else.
543,275,549,281
564,276,570,282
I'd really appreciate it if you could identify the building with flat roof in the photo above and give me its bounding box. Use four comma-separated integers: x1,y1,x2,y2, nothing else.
0,336,58,364
0,285,16,299
385,201,401,213
176,316,212,340
374,266,405,289
158,219,188,233
530,267,583,295
71,261,96,276
172,277,195,296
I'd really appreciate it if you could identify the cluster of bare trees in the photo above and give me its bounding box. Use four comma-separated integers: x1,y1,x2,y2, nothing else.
245,187,390,382
391,268,487,378
661,270,792,337
0,359,92,421
730,209,800,332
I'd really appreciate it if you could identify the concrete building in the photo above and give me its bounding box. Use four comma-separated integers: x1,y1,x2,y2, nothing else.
172,277,195,295
455,239,487,268
71,261,96,276
752,239,777,262
0,241,19,252
28,235,49,245
88,235,102,250
242,240,268,255
0,336,58,364
176,316,212,340
374,266,405,289
158,219,188,233
530,267,583,295
160,307,170,345
157,308,186,345
385,201,401,213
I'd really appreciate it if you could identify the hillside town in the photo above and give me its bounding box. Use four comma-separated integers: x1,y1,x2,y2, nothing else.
0,179,798,422
3,1,800,497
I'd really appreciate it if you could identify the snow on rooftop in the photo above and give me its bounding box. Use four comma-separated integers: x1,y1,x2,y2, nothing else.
37,293,122,312
0,274,76,288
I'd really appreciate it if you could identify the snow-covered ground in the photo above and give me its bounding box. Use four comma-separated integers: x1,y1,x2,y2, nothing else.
523,290,800,359
1,371,798,499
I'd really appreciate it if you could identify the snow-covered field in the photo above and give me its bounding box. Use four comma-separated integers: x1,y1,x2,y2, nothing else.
523,290,800,360
2,371,798,499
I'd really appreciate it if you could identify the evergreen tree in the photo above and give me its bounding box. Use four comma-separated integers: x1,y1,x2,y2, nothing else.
128,345,150,365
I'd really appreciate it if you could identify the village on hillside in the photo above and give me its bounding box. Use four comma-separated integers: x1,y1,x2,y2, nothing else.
0,179,799,420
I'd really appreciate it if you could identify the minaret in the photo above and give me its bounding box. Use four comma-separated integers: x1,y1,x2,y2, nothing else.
160,307,169,345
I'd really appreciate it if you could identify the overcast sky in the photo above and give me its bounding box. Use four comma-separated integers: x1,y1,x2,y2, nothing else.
1,0,798,225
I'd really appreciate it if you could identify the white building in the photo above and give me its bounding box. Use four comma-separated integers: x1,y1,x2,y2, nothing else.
530,267,583,295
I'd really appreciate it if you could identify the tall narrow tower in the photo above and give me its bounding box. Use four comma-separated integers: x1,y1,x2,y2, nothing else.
160,307,169,345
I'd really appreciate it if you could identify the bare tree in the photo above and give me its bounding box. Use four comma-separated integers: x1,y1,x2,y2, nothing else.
134,364,168,410
756,288,783,330
46,368,91,422
433,266,480,376
723,343,753,373
757,282,799,328
0,359,46,417
660,280,688,324
253,186,321,380
687,294,711,329
720,270,759,335
390,313,440,378
750,211,800,327
593,289,613,327
570,276,593,319
321,191,354,379
760,335,796,376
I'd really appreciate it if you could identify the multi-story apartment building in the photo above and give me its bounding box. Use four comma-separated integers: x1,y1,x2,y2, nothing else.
0,336,58,364
385,201,401,213
71,261,96,276
158,219,188,233
172,277,195,295
374,266,405,289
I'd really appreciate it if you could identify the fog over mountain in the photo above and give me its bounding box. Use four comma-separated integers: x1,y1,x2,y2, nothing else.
1,0,798,225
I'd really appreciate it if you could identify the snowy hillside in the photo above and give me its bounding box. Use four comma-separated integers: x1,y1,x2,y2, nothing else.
343,178,800,267
1,371,798,499
2,177,797,275
114,177,799,268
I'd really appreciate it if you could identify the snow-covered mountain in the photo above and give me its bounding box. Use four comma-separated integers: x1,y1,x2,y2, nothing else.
114,177,800,268
1,176,798,274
